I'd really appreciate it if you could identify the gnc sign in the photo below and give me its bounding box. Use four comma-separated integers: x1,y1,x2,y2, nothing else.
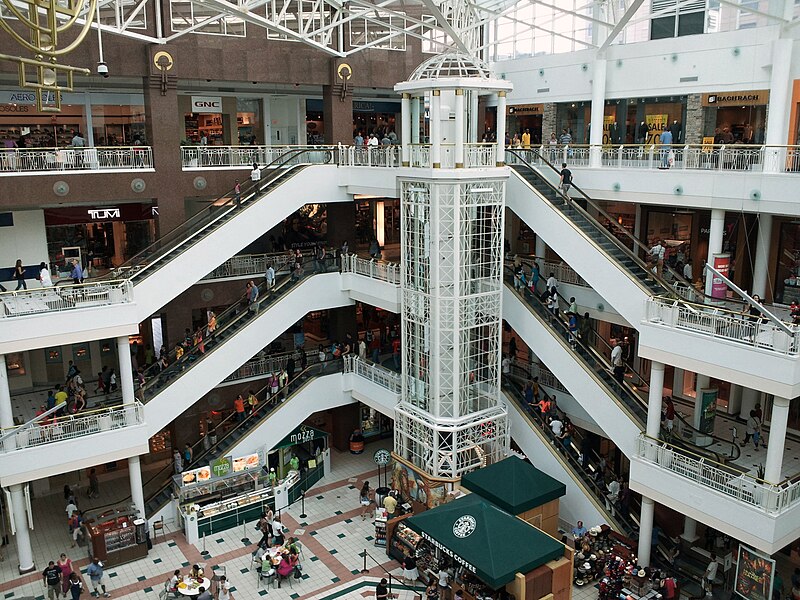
191,95,223,113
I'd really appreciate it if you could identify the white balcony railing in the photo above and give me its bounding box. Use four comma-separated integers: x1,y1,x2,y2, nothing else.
0,280,134,318
540,260,588,288
644,297,800,355
0,402,144,453
203,253,295,280
341,145,402,167
510,144,800,174
0,146,153,174
222,350,320,383
181,145,331,169
341,254,400,284
343,355,401,393
636,434,800,514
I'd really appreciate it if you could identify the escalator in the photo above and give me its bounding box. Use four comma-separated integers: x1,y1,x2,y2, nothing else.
503,269,740,464
505,149,744,325
137,259,353,433
111,147,339,316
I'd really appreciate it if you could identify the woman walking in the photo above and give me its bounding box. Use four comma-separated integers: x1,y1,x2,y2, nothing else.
58,553,74,598
359,481,372,520
13,259,26,290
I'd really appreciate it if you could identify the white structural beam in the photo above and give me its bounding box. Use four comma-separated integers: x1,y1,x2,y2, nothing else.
597,0,645,52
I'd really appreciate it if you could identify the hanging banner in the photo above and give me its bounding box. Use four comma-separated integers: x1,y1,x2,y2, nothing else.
711,253,731,299
735,545,775,600
645,114,669,146
699,388,718,434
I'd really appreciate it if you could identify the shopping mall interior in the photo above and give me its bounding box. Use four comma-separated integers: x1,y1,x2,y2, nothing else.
1,0,800,599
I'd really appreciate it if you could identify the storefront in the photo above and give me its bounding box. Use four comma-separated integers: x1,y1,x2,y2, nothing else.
306,99,401,142
268,424,329,481
507,104,543,144
772,218,800,305
555,96,687,145
43,202,157,276
182,95,263,145
402,493,571,600
84,507,148,567
0,89,145,148
355,197,400,247
702,90,768,144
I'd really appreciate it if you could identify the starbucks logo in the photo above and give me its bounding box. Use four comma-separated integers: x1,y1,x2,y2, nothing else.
452,515,476,539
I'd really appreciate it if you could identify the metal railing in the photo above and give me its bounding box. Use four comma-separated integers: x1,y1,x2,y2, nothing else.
0,402,144,453
511,144,800,173
341,254,400,284
528,362,569,394
635,434,800,514
181,145,331,169
540,260,587,288
410,144,430,167
222,349,318,383
203,252,295,280
340,145,402,167
644,297,800,355
0,280,134,318
343,355,401,393
0,146,153,173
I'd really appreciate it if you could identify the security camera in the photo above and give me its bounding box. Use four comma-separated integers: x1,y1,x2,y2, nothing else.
97,62,109,78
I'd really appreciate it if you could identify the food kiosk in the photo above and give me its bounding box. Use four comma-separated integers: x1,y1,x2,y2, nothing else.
460,455,566,538
175,451,300,544
404,494,573,600
84,508,149,566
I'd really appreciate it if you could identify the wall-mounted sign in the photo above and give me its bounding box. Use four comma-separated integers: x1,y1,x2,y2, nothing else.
191,96,223,113
232,453,260,472
44,203,156,225
210,456,232,478
276,424,328,449
702,90,769,107
508,104,544,116
87,208,121,220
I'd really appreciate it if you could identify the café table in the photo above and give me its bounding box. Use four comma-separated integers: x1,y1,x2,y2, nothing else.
176,576,211,596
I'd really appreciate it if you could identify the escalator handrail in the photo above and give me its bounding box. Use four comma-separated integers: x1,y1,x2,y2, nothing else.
110,147,334,282
504,268,736,463
507,148,746,309
138,257,321,395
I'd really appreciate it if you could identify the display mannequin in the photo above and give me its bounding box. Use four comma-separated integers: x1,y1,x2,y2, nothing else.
669,120,682,144
637,121,648,144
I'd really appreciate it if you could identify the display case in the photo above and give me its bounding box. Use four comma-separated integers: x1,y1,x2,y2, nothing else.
388,520,423,562
85,512,148,567
374,516,387,547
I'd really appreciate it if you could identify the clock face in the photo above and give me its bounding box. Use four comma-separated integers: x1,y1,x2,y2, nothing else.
373,449,391,465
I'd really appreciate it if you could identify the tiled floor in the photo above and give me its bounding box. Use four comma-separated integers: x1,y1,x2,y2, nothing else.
0,441,426,600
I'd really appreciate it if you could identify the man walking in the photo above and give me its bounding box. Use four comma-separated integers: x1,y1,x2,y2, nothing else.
649,239,665,277
559,162,573,200
86,558,111,597
265,264,275,292
611,339,624,384
43,561,63,600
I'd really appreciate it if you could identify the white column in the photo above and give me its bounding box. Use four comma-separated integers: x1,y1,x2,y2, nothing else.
693,373,710,430
751,214,773,298
469,91,479,143
129,455,146,519
588,58,607,168
0,354,14,429
637,497,655,567
764,38,793,172
704,209,725,297
646,362,665,438
682,516,698,543
496,91,507,166
262,96,272,145
454,90,465,168
401,93,411,167
10,484,34,573
117,336,135,405
411,96,421,144
535,236,546,260
765,396,791,483
740,387,761,420
633,204,642,253
431,91,441,168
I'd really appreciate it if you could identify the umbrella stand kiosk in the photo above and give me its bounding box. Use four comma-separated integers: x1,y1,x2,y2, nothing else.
404,494,573,600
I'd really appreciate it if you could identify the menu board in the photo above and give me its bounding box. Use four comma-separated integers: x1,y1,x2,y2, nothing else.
233,453,260,472
181,466,212,487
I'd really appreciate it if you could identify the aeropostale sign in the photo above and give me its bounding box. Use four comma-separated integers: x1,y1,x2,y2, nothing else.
191,95,223,113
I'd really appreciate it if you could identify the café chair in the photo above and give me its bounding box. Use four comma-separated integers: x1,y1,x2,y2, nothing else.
158,580,179,600
259,567,277,589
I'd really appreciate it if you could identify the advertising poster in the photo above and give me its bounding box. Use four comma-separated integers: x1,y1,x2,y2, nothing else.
181,466,211,487
735,545,775,600
645,114,669,146
390,458,450,509
699,388,718,434
210,456,232,478
702,136,717,152
233,453,260,472
712,253,731,299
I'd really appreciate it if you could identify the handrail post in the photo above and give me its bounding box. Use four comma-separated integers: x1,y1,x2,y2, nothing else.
718,145,725,171
682,145,688,169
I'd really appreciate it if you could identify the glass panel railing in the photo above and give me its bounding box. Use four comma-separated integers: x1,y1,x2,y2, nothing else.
504,269,739,463
110,147,334,284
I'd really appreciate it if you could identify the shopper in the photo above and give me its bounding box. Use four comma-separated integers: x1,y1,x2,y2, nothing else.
375,579,390,600
250,162,261,183
13,259,26,290
217,576,231,600
234,394,246,422
68,573,83,600
402,554,419,585
703,553,718,596
559,162,573,200
265,264,275,291
70,259,83,285
359,481,372,520
43,560,63,600
610,339,625,384
86,558,110,598
233,179,241,206
174,450,183,474
39,262,52,287
87,468,99,499
58,553,74,598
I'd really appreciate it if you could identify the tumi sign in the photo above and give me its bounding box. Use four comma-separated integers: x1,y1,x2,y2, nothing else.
191,95,223,113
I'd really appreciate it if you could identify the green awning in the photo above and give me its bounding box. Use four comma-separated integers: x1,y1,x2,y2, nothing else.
274,425,328,450
405,493,564,589
460,456,566,514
